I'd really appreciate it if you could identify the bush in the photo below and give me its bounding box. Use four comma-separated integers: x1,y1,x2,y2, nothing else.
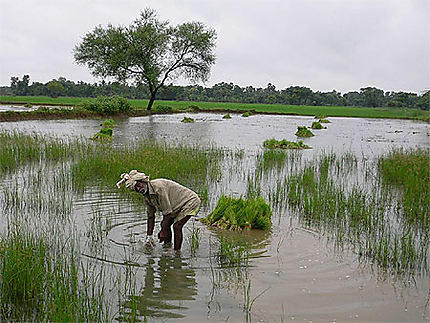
295,126,314,137
82,95,132,114
201,195,272,230
263,138,311,149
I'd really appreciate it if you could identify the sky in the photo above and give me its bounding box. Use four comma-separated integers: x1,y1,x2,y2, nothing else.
0,0,429,94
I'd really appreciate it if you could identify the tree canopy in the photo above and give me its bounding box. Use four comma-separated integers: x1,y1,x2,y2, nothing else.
74,8,216,110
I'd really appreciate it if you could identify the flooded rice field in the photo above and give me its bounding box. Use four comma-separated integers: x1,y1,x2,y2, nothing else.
1,112,429,322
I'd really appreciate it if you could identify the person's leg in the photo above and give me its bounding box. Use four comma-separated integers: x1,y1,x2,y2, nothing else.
172,215,191,250
159,214,174,244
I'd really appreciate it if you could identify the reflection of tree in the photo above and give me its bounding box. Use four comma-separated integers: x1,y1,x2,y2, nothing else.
123,255,197,320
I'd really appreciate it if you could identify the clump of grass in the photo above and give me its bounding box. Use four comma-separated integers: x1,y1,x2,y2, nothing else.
223,113,232,119
24,103,33,108
181,116,195,123
311,121,326,129
263,138,311,149
91,127,113,141
201,195,272,230
82,95,132,114
319,119,331,123
188,225,201,255
378,148,429,228
295,126,314,137
101,119,117,128
242,111,252,117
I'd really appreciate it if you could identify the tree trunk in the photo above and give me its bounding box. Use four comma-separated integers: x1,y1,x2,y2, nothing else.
147,93,156,110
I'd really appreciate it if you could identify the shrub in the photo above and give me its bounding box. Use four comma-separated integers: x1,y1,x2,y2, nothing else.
295,126,314,137
82,95,132,114
263,138,311,149
201,195,272,230
181,116,195,123
311,121,326,129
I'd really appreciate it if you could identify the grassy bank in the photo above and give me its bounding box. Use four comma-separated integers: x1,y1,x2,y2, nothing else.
1,95,429,121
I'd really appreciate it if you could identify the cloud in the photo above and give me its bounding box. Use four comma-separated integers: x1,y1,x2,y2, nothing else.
1,0,428,93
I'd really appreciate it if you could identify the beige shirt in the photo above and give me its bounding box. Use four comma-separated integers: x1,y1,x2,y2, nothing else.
143,179,200,218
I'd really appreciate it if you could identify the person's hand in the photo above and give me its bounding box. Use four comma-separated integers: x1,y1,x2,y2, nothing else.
144,235,155,248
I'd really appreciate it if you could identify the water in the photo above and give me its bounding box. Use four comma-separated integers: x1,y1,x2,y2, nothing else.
1,112,429,322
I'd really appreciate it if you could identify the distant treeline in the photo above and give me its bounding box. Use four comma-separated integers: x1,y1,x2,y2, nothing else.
1,75,429,110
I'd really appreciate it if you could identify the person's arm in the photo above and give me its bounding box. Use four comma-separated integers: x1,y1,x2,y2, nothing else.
146,205,156,236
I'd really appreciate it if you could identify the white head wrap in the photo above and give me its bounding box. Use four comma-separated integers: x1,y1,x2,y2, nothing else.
116,170,150,190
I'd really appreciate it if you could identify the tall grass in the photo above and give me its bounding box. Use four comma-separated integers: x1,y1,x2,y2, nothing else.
283,150,430,275
0,231,109,321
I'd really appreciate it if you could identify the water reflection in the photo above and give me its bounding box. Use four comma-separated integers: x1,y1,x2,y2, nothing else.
122,255,197,319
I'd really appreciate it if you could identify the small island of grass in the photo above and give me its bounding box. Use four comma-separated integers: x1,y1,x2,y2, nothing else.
181,116,195,123
311,121,327,129
263,138,311,149
295,126,315,137
242,111,252,117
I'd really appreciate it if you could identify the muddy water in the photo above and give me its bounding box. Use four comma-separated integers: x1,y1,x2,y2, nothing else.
1,112,429,322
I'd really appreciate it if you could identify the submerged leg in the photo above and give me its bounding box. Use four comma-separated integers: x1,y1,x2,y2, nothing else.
173,215,191,250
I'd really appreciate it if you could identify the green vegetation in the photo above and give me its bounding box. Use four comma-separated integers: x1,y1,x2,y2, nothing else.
295,126,314,137
154,105,173,113
263,138,311,149
378,149,429,229
1,95,429,121
217,237,250,267
91,127,113,141
181,116,195,123
319,119,331,123
202,195,272,230
82,95,132,114
283,151,430,275
0,232,107,321
74,8,216,110
242,111,252,117
223,113,232,119
311,121,326,129
101,119,117,128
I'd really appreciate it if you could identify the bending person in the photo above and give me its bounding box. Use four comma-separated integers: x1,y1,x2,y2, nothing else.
117,170,201,250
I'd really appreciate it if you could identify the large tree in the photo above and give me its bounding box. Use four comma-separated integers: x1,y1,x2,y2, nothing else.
74,8,216,110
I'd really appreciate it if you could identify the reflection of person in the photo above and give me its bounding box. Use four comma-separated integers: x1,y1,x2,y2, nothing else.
116,170,201,250
122,256,197,319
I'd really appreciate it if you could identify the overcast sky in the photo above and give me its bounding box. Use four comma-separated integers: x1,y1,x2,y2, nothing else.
1,0,429,94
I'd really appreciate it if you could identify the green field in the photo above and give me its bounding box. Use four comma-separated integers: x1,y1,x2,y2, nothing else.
1,95,429,121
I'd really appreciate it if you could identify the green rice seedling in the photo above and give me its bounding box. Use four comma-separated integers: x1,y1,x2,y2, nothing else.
217,236,250,268
222,113,232,119
242,111,252,117
319,118,331,123
201,195,272,230
314,114,327,119
101,119,117,128
378,148,429,231
91,127,113,141
188,224,201,255
295,126,314,137
263,138,311,149
181,116,195,123
311,121,327,129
